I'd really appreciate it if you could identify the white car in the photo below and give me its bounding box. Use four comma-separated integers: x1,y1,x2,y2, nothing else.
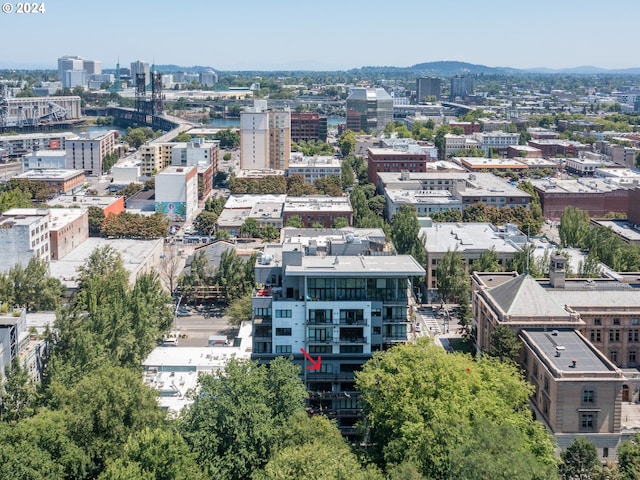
415,322,422,332
183,226,194,234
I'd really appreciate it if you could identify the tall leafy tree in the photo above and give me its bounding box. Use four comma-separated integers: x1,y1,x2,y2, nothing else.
435,249,467,302
0,410,90,479
474,246,501,272
559,206,591,248
8,257,64,312
356,339,557,479
559,438,599,480
618,433,640,480
179,358,306,480
60,366,165,478
489,324,521,363
285,215,304,228
391,204,425,266
0,360,39,422
99,428,204,480
338,130,356,157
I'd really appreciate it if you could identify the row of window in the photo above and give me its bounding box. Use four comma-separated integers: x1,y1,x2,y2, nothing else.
593,318,639,326
590,329,640,343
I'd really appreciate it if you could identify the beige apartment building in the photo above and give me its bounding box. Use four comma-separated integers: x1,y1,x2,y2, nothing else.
141,143,174,177
472,255,640,458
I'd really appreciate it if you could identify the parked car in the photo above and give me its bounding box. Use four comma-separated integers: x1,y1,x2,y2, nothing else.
176,307,193,317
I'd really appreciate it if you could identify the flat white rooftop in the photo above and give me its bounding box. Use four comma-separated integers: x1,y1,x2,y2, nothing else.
49,237,163,289
421,222,523,253
283,196,351,213
15,169,84,180
285,254,425,277
48,208,85,230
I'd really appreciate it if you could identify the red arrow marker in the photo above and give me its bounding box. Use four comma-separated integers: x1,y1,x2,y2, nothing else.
300,348,322,371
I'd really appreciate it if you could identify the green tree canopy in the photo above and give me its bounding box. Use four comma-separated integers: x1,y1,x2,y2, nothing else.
559,206,591,248
489,324,521,363
618,433,640,480
391,205,425,266
285,215,304,228
559,438,599,480
179,358,307,480
356,339,557,479
474,246,501,272
99,427,204,480
214,128,240,149
338,130,356,156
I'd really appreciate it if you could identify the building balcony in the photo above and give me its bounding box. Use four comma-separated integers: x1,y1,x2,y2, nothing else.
383,334,408,343
339,319,368,326
382,316,409,324
307,337,333,344
253,335,272,343
253,315,272,325
308,319,334,325
339,336,367,344
307,391,362,400
322,408,362,419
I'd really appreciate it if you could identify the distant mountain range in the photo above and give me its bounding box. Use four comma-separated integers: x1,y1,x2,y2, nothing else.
150,61,640,75
353,61,640,76
4,61,640,75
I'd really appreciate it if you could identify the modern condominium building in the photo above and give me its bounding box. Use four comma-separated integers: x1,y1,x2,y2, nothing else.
251,228,424,436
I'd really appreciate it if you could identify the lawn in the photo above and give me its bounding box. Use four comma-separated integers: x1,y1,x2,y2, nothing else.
447,337,475,355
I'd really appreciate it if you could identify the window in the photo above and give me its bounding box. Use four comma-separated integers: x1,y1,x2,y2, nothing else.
594,318,602,326
630,351,637,364
254,307,271,317
309,309,332,324
582,389,595,404
308,327,332,342
275,345,292,354
630,330,639,343
308,345,331,354
613,318,621,326
340,345,363,354
275,309,292,318
340,309,364,324
275,328,291,336
610,330,620,342
544,375,549,391
580,413,596,432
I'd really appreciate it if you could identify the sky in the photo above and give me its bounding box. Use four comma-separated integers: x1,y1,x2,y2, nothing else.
1,0,638,71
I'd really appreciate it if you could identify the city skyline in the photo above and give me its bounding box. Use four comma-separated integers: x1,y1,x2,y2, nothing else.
0,0,638,71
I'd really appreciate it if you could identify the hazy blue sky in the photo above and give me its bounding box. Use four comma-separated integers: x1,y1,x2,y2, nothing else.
1,0,637,70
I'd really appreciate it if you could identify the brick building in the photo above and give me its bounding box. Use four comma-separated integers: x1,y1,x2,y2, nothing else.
531,178,630,219
14,169,85,197
283,196,352,228
290,112,328,143
367,147,430,184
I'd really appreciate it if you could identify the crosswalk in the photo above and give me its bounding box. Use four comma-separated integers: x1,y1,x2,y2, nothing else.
416,311,442,336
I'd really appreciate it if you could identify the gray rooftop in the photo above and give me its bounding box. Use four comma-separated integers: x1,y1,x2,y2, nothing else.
531,178,629,194
523,329,613,373
545,284,640,309
487,274,571,318
285,254,425,277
